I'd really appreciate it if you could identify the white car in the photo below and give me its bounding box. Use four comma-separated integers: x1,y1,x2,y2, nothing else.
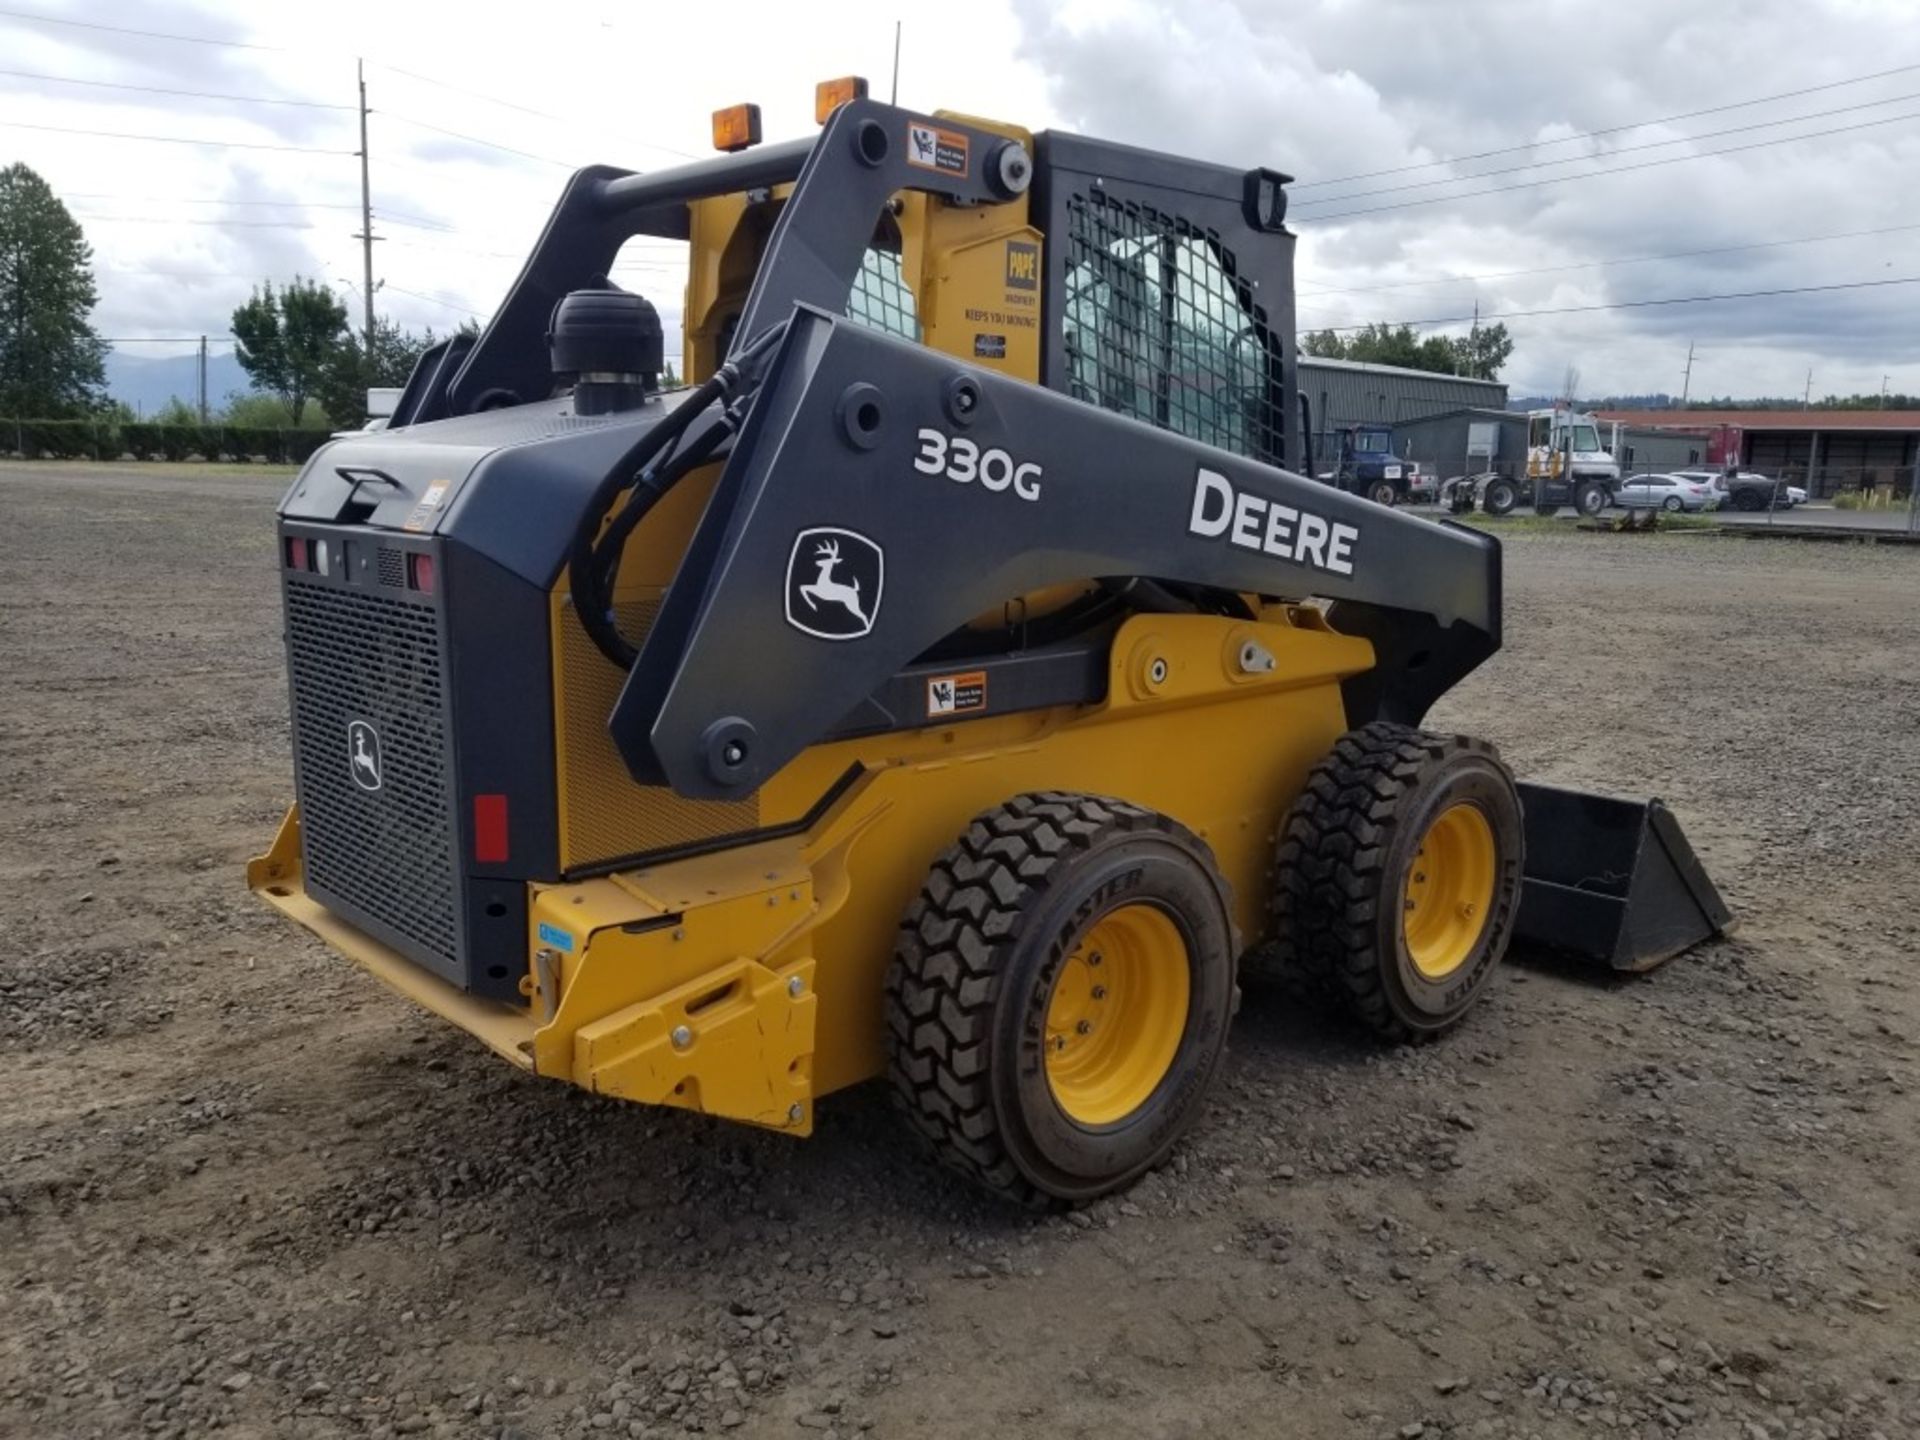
1616,473,1721,512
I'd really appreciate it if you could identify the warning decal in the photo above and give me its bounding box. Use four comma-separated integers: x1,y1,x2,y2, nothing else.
973,333,1007,359
926,670,987,718
906,123,969,177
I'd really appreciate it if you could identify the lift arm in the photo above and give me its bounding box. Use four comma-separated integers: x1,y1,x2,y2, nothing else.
611,307,1501,799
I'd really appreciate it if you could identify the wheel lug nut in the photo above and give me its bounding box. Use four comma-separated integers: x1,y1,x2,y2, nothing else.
1091,985,1108,1000
1088,951,1103,966
1076,1020,1093,1035
1414,872,1427,883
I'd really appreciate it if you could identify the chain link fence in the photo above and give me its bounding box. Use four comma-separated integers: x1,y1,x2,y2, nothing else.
1599,460,1918,532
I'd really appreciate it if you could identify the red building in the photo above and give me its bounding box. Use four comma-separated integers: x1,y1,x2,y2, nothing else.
1593,409,1920,498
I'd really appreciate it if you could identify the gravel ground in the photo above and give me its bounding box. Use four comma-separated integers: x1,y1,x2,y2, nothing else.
2,461,1916,1440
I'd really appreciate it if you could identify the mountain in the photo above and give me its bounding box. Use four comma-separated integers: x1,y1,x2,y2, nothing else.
104,350,250,416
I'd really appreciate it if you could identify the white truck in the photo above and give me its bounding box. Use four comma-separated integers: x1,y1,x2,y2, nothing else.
1526,407,1619,485
1442,408,1619,517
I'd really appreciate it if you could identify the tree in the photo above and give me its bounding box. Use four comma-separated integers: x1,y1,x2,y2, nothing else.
1446,322,1512,381
313,316,439,430
0,163,108,417
231,278,349,425
1302,320,1514,381
225,391,314,429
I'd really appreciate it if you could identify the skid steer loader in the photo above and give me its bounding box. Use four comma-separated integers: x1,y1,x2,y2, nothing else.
250,86,1730,1206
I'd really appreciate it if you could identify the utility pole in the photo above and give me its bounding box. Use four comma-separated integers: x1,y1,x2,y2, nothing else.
1804,368,1813,410
1882,374,1890,405
197,335,208,422
1680,341,1694,407
890,21,902,105
354,59,377,356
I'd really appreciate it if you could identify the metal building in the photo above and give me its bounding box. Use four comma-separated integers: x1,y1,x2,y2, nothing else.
1297,356,1508,446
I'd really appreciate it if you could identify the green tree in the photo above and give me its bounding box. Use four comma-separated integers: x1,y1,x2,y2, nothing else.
0,163,108,417
1301,328,1349,360
153,397,199,426
224,390,325,429
230,277,349,425
313,316,438,429
1446,322,1513,381
1301,320,1514,381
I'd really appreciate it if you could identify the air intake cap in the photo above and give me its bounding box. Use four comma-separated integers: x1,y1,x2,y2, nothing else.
548,288,663,415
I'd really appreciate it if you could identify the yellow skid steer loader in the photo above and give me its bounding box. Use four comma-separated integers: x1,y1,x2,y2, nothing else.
251,86,1730,1206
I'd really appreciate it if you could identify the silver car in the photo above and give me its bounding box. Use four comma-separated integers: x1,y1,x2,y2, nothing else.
1616,473,1721,512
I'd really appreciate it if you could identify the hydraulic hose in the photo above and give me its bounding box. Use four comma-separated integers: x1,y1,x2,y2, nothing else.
566,322,787,671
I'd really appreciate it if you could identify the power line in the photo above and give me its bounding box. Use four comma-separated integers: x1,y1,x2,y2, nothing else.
0,65,349,108
1299,274,1920,333
377,110,574,169
69,193,362,209
1294,89,1920,209
369,61,701,162
0,6,286,50
75,213,318,229
1291,59,1920,190
0,6,701,165
0,117,353,154
1296,107,1920,223
381,281,485,317
1296,222,1920,300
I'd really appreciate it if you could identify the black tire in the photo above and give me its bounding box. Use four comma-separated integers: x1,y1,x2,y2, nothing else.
1261,722,1524,1042
1483,478,1519,516
1734,488,1762,511
1574,481,1608,517
885,792,1237,1208
1662,496,1684,513
1366,479,1398,507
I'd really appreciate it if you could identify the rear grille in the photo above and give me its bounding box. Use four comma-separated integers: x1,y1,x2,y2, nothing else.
285,576,458,968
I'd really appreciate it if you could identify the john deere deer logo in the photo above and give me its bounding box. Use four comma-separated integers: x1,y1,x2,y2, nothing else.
785,527,884,641
346,719,382,792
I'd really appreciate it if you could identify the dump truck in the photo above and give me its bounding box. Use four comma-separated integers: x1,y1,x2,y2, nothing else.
250,85,1729,1207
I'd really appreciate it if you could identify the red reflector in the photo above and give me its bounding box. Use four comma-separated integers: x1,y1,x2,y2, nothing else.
474,793,509,864
408,552,435,594
286,536,309,570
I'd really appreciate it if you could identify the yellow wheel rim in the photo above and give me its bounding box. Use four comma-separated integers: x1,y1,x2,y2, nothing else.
1403,802,1498,980
1044,903,1191,1127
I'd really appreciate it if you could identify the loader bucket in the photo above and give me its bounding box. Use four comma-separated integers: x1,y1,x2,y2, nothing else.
1512,783,1733,973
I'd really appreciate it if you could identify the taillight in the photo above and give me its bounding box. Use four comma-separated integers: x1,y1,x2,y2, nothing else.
286,536,309,570
474,793,508,863
408,553,435,594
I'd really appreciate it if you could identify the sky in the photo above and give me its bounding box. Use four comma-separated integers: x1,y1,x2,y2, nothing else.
3,0,1917,403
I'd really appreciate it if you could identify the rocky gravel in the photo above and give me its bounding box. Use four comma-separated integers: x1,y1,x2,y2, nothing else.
1,462,1916,1439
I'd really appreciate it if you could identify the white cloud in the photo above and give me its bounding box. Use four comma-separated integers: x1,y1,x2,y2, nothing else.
4,0,1916,400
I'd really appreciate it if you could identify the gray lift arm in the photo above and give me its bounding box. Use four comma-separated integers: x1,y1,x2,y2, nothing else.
610,307,1502,799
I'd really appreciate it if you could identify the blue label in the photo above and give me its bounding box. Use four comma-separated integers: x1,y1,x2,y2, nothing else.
536,921,575,953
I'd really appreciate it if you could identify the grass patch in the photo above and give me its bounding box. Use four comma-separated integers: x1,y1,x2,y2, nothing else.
1452,511,1718,535
1832,490,1908,512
